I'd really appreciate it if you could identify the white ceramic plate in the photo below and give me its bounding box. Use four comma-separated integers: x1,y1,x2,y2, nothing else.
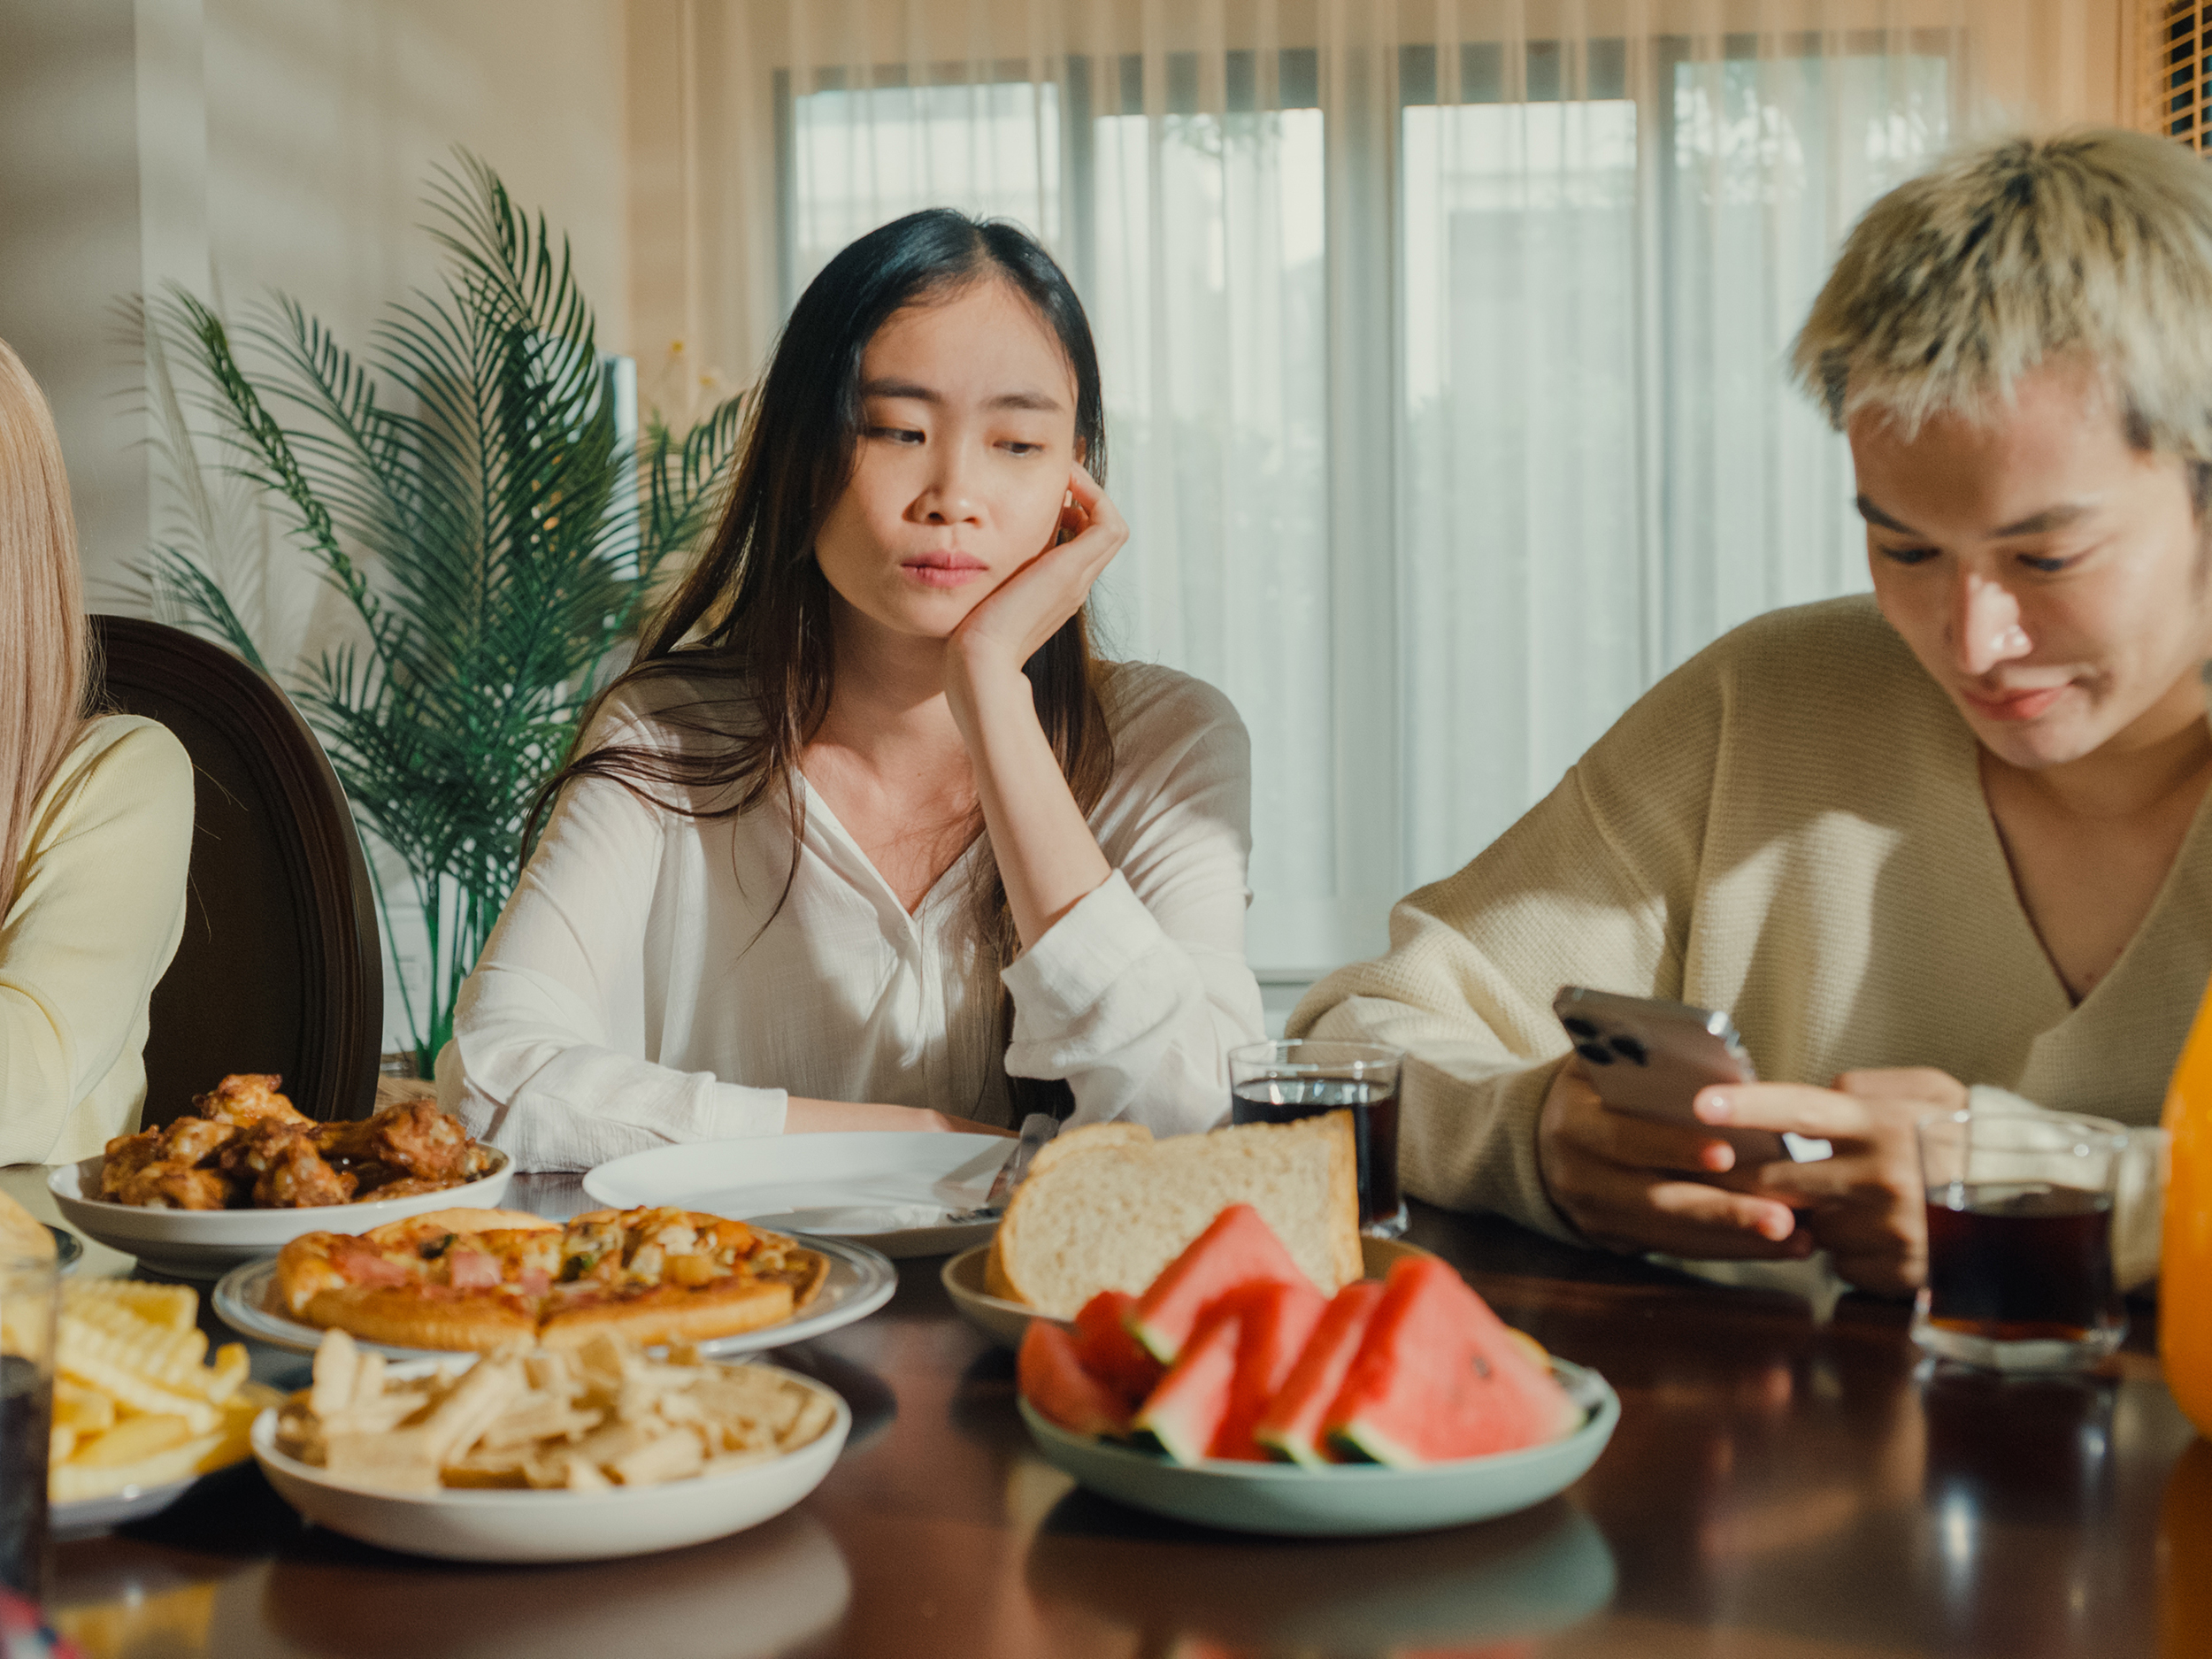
941,1235,1434,1352
1018,1359,1619,1537
250,1361,850,1562
584,1133,1014,1259
49,1151,514,1279
211,1232,898,1361
50,1473,199,1539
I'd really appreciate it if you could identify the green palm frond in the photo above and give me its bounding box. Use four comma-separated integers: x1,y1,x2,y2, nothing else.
136,149,745,1073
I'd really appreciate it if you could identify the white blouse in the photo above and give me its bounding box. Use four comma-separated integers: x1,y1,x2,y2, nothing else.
436,659,1265,1171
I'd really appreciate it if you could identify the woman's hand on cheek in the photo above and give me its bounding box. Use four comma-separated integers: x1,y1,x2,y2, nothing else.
945,463,1126,708
1696,1068,1963,1296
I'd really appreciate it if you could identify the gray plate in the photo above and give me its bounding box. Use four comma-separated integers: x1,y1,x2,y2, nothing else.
1020,1359,1619,1537
211,1233,898,1361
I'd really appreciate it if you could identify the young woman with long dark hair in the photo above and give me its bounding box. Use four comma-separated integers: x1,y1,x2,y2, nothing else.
438,211,1263,1169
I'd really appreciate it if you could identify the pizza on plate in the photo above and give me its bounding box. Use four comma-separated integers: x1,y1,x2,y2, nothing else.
273,1206,831,1353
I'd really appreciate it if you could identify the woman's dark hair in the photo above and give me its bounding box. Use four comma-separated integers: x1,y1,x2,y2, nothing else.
530,209,1115,1114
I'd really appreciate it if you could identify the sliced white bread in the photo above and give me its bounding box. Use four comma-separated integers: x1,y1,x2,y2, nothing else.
984,1113,1363,1317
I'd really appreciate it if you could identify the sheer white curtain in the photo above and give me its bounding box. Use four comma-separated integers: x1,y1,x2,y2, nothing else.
641,0,2134,979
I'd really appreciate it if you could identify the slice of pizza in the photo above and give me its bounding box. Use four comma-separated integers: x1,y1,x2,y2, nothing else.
536,1207,830,1349
275,1208,560,1352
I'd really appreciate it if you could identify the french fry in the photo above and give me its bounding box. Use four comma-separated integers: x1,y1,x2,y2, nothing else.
69,1413,195,1469
308,1328,362,1420
61,1279,197,1336
52,1378,116,1434
56,1354,219,1434
46,1279,273,1504
50,1385,276,1503
58,1312,209,1390
609,1426,704,1487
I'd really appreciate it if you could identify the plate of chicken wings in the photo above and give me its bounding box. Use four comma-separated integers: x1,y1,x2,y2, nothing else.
50,1073,511,1278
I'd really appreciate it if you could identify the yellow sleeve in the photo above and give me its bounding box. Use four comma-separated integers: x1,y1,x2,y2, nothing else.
0,718,194,1164
1287,643,1728,1239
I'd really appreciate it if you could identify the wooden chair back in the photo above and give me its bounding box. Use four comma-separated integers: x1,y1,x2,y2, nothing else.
92,617,382,1125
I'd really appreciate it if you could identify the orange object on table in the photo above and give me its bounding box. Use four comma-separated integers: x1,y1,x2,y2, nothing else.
2163,979,2212,1437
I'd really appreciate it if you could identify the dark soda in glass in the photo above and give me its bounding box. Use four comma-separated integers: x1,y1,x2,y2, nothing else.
0,1352,50,1602
1231,1077,1402,1230
1924,1183,2116,1343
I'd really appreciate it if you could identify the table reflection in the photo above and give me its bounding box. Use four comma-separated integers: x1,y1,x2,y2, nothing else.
2161,1435,2212,1659
1025,1495,1615,1655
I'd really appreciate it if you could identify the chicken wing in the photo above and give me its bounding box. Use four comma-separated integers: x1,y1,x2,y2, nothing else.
319,1101,472,1182
158,1117,240,1166
98,1130,165,1197
110,1163,232,1210
250,1133,357,1208
192,1073,311,1129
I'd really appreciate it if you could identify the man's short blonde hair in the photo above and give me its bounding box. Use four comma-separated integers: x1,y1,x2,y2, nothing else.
1793,128,2212,458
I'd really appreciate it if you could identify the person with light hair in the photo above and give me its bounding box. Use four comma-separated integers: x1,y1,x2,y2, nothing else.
0,338,193,1164
1293,129,2212,1294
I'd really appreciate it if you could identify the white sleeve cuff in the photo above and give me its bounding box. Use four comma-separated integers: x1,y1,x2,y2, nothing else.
998,869,1167,1026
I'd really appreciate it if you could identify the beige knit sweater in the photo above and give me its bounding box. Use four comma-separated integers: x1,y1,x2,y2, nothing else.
1291,595,2206,1245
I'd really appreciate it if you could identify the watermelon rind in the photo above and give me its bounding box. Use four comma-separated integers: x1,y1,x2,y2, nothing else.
1132,1304,1244,1465
1325,1419,1417,1467
1210,1279,1328,1462
1252,1279,1388,1468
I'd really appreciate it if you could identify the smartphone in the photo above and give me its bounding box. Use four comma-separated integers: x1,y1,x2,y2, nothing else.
1552,987,1832,1166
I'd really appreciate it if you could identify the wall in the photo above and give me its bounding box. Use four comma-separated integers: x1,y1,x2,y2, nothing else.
0,0,633,1058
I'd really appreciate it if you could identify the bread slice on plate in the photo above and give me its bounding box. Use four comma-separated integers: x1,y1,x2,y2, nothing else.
985,1114,1363,1317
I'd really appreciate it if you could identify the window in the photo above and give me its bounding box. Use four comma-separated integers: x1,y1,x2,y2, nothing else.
776,34,1963,974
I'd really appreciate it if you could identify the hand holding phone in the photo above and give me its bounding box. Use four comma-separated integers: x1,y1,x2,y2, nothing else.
1552,987,1832,1167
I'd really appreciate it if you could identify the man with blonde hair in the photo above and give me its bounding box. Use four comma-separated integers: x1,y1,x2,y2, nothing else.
1293,129,2212,1293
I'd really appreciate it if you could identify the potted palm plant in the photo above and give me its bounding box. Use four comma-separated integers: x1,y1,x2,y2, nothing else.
145,151,743,1077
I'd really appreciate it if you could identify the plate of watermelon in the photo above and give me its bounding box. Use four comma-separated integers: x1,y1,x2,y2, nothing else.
1016,1207,1618,1536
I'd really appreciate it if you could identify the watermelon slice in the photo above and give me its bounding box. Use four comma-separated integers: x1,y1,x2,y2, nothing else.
1132,1302,1245,1464
1073,1290,1165,1402
1252,1278,1387,1466
1018,1320,1133,1438
1210,1279,1329,1461
1325,1257,1581,1466
1128,1204,1310,1364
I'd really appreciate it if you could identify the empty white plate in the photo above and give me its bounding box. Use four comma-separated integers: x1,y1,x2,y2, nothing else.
582,1133,1015,1259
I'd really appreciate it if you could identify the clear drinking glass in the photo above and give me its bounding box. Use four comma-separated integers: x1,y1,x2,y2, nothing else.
0,1248,58,1604
1228,1040,1406,1238
1914,1106,2131,1372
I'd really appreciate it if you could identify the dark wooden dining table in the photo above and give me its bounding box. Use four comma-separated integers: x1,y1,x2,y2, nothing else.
35,1173,2208,1659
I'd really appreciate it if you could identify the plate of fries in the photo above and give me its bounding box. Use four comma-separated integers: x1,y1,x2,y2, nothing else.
251,1330,850,1561
49,1279,283,1534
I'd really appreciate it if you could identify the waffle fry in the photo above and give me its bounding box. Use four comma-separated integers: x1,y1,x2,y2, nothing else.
63,1279,196,1333
275,1329,839,1494
48,1277,279,1502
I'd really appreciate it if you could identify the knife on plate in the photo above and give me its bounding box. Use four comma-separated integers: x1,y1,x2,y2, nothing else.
949,1112,1058,1223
